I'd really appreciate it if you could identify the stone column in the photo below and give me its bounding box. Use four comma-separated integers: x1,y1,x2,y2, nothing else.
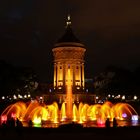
82,63,85,89
54,63,56,88
56,63,59,86
73,63,75,92
63,63,66,90
79,64,81,87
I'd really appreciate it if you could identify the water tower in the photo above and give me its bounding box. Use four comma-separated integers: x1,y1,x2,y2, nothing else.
52,15,86,94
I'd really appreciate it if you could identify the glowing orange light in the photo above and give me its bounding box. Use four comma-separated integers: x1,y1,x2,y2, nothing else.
1,101,138,127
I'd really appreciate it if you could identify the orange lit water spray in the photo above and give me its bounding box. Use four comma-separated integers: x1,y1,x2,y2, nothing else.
66,68,73,120
1,101,139,127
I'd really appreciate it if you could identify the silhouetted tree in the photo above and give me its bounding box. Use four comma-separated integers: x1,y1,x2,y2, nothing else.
0,60,38,97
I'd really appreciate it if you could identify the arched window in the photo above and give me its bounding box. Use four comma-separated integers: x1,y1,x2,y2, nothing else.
68,64,70,69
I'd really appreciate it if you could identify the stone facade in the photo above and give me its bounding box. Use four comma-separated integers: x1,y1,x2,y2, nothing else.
52,42,86,94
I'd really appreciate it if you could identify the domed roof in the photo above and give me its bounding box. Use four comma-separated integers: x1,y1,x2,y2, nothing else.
57,26,81,43
56,15,81,44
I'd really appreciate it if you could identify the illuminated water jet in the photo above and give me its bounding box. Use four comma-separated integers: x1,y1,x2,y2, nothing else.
1,101,138,127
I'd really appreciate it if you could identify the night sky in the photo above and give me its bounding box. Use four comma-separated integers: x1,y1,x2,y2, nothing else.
0,0,140,82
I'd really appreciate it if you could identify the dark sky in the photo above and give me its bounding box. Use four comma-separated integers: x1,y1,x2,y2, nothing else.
0,0,140,82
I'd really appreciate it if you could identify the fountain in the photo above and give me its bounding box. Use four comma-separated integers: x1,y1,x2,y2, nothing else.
0,100,139,127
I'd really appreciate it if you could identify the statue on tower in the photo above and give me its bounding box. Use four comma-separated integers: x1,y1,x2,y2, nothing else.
66,14,71,26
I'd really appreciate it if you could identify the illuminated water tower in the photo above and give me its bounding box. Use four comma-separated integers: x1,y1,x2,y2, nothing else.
52,15,86,94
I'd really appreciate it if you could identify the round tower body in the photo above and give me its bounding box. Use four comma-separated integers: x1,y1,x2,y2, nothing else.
52,42,86,94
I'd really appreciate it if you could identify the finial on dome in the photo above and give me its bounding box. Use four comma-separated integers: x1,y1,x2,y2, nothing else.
66,14,71,26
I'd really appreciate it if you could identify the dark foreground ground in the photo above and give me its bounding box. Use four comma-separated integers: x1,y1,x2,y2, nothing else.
1,126,140,140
